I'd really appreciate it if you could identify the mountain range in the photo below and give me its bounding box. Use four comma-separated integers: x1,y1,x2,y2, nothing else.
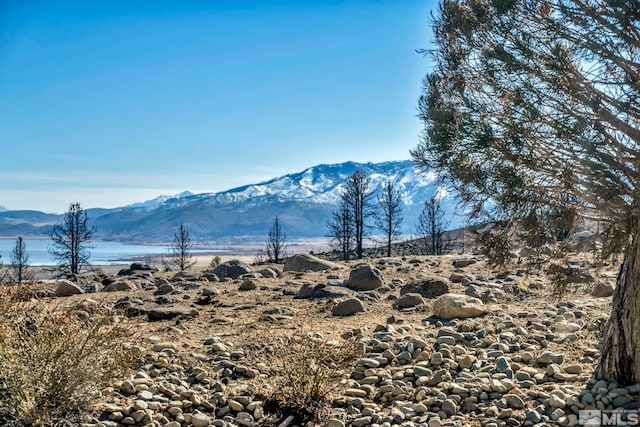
0,160,464,243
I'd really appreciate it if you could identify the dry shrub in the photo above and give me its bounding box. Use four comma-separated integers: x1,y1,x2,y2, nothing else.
256,335,357,426
0,286,140,426
547,259,597,302
209,255,222,269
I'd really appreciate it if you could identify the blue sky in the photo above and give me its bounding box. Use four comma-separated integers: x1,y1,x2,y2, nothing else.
0,0,435,213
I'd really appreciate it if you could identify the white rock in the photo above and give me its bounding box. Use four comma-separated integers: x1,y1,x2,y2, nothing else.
192,413,210,427
433,294,487,319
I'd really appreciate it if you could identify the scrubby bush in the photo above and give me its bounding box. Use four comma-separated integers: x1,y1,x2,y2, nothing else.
0,286,139,426
209,255,222,269
257,335,356,426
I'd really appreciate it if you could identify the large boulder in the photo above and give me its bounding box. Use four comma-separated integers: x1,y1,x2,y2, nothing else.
259,268,278,278
118,262,157,276
433,293,487,319
452,258,478,268
593,282,615,298
332,298,365,316
103,281,137,292
147,307,199,322
211,259,252,279
154,283,175,296
312,285,353,299
171,271,199,282
347,264,384,291
238,279,257,291
283,253,341,272
203,271,220,282
449,272,473,284
465,284,504,303
296,283,316,299
296,283,353,300
55,280,84,297
400,276,450,299
396,292,425,309
130,262,155,271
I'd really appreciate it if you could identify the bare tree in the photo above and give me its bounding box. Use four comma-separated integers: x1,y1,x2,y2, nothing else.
415,194,450,255
327,200,351,261
49,203,96,277
411,0,640,383
375,179,404,257
9,236,32,284
344,170,374,259
167,224,196,271
327,198,355,261
266,216,288,264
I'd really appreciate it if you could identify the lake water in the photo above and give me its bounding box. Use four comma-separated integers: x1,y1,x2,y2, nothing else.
0,239,202,266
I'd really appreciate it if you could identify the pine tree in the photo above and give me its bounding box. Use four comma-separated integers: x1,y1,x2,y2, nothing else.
411,0,640,384
375,179,403,257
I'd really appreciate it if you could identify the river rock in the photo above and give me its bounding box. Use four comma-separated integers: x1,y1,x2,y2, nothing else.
432,293,487,319
211,259,252,279
283,253,341,272
396,292,425,309
347,264,384,291
296,283,316,299
147,307,199,322
311,284,353,299
259,268,278,278
154,283,174,295
332,298,365,316
536,351,565,365
593,282,615,297
239,280,257,291
401,276,450,298
452,258,477,268
103,281,137,292
192,413,210,427
504,394,525,409
55,279,84,297
465,284,504,303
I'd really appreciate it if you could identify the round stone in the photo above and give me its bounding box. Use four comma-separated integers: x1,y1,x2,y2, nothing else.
133,399,148,410
138,390,153,401
192,413,210,427
504,394,525,409
441,399,457,416
526,410,542,423
495,356,511,373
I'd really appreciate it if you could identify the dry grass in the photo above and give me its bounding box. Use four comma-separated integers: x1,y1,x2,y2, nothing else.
0,286,140,426
254,334,358,426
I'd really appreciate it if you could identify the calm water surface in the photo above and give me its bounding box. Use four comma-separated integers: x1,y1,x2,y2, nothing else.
0,239,177,266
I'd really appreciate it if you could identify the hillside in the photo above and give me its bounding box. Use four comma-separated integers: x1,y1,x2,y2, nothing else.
1,252,633,426
0,160,462,243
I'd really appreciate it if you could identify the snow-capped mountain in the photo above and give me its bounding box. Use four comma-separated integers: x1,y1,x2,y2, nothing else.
196,161,438,207
0,160,463,242
125,191,194,209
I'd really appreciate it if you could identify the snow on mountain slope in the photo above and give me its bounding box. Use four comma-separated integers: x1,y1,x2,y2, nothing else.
142,159,462,237
0,160,462,242
185,160,441,207
125,191,194,208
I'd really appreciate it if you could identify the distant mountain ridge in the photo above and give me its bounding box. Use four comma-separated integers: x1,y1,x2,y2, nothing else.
125,191,195,208
0,160,462,243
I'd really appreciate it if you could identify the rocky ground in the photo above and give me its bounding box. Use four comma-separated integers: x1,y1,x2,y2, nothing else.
22,252,640,426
